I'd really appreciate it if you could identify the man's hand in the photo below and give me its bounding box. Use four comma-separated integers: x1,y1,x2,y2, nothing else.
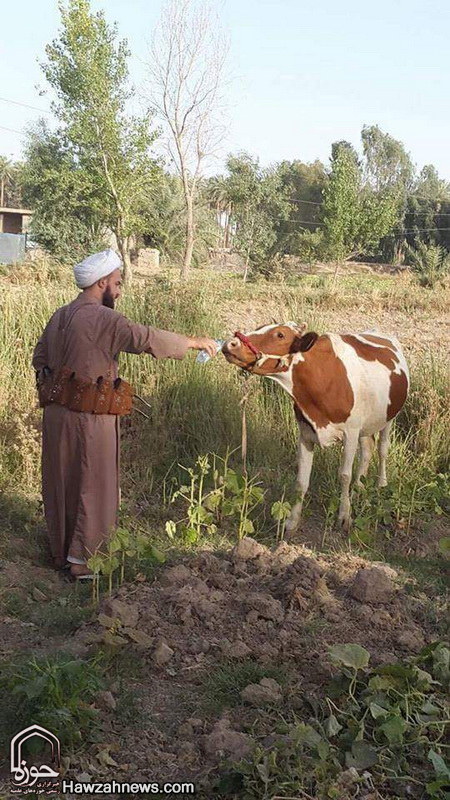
189,336,219,358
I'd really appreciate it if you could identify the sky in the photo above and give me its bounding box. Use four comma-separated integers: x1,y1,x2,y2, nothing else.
1,0,449,180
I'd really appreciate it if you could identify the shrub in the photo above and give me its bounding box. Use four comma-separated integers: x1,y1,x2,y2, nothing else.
405,242,450,288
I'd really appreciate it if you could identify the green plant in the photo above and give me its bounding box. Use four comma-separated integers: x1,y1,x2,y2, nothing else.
270,493,292,540
87,526,165,602
166,452,265,543
222,468,265,539
167,454,218,543
0,652,104,750
224,643,450,800
406,242,450,288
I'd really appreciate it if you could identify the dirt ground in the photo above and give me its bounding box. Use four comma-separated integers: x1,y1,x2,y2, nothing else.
31,537,442,794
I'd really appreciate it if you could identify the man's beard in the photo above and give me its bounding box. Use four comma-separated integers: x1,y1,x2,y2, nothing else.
102,287,115,309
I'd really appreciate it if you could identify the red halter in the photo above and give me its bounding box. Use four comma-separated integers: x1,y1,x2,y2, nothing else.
234,331,260,357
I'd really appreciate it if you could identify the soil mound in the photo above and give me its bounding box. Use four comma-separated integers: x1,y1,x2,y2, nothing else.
71,539,444,791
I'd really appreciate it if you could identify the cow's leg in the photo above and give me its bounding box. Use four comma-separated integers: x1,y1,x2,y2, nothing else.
337,430,359,531
377,420,393,488
285,430,314,533
355,435,375,487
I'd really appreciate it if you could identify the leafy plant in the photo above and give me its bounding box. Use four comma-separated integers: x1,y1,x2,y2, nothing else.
406,241,450,288
225,643,450,800
0,652,104,750
271,494,292,540
166,452,265,543
87,526,165,602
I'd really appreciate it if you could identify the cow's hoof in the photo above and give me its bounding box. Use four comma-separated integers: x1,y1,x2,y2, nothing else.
355,479,365,490
377,479,388,488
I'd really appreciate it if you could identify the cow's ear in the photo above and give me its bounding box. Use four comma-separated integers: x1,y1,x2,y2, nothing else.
290,331,319,353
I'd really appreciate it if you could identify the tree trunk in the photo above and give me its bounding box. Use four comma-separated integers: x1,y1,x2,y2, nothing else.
330,259,341,290
181,195,194,280
116,233,133,284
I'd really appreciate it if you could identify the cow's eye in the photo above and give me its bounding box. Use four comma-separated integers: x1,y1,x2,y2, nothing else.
277,332,284,339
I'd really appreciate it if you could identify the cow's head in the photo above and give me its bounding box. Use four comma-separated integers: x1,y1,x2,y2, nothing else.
222,322,318,374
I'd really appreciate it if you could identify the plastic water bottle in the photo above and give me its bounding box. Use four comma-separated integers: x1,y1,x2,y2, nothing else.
196,339,225,364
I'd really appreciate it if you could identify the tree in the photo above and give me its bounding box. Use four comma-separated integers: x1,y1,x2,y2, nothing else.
41,0,157,281
219,152,290,278
0,157,22,208
141,171,218,266
361,125,414,192
21,122,106,260
322,139,401,266
402,166,450,252
274,159,327,257
147,0,228,279
362,125,415,262
322,142,362,263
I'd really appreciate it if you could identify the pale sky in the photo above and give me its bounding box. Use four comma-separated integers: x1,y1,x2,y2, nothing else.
1,0,449,179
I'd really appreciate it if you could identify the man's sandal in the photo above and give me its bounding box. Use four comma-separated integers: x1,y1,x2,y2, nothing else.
70,565,94,580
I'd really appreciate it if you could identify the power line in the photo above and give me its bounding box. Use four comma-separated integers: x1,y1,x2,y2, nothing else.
0,124,24,135
289,198,323,205
0,96,51,115
289,196,450,212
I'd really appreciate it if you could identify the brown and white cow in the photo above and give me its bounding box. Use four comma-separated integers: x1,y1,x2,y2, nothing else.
222,322,409,532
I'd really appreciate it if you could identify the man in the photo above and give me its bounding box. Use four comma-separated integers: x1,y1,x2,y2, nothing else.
32,249,217,579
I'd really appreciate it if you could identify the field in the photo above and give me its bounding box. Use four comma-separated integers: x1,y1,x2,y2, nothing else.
0,266,449,799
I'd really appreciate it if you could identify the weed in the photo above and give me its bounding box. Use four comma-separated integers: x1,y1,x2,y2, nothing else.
166,452,265,543
0,651,104,751
203,660,287,713
87,526,166,602
223,642,450,800
29,596,93,635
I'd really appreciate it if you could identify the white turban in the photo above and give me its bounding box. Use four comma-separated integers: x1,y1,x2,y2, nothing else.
74,248,122,289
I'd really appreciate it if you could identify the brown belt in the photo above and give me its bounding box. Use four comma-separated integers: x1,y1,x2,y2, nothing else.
36,365,134,415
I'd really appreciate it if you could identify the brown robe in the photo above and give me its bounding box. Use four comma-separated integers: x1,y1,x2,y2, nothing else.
32,291,191,568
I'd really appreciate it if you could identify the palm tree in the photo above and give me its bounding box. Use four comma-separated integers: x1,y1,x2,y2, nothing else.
207,176,233,248
0,157,14,207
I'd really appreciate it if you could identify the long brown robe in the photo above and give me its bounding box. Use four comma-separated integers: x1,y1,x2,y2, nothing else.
32,291,191,568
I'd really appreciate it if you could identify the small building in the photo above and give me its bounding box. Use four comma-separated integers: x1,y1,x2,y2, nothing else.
0,206,33,234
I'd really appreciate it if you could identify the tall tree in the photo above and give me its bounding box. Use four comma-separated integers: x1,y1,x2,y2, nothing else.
21,122,106,260
361,125,415,262
0,157,22,208
403,165,450,251
41,0,157,281
361,124,414,192
220,152,290,278
322,139,400,265
322,142,362,263
274,159,326,256
147,0,228,279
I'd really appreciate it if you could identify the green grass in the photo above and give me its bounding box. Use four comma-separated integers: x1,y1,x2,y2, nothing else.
202,659,288,712
0,651,105,754
0,270,448,564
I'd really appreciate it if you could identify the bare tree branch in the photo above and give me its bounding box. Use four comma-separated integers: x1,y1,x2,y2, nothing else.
144,0,228,278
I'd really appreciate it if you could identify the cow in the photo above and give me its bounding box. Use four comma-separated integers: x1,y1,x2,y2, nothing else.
222,322,409,532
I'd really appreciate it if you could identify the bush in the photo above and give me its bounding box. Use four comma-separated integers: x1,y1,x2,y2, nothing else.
0,652,104,750
405,242,450,288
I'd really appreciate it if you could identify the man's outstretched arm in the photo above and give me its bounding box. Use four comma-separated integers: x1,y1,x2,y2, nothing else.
110,312,217,359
